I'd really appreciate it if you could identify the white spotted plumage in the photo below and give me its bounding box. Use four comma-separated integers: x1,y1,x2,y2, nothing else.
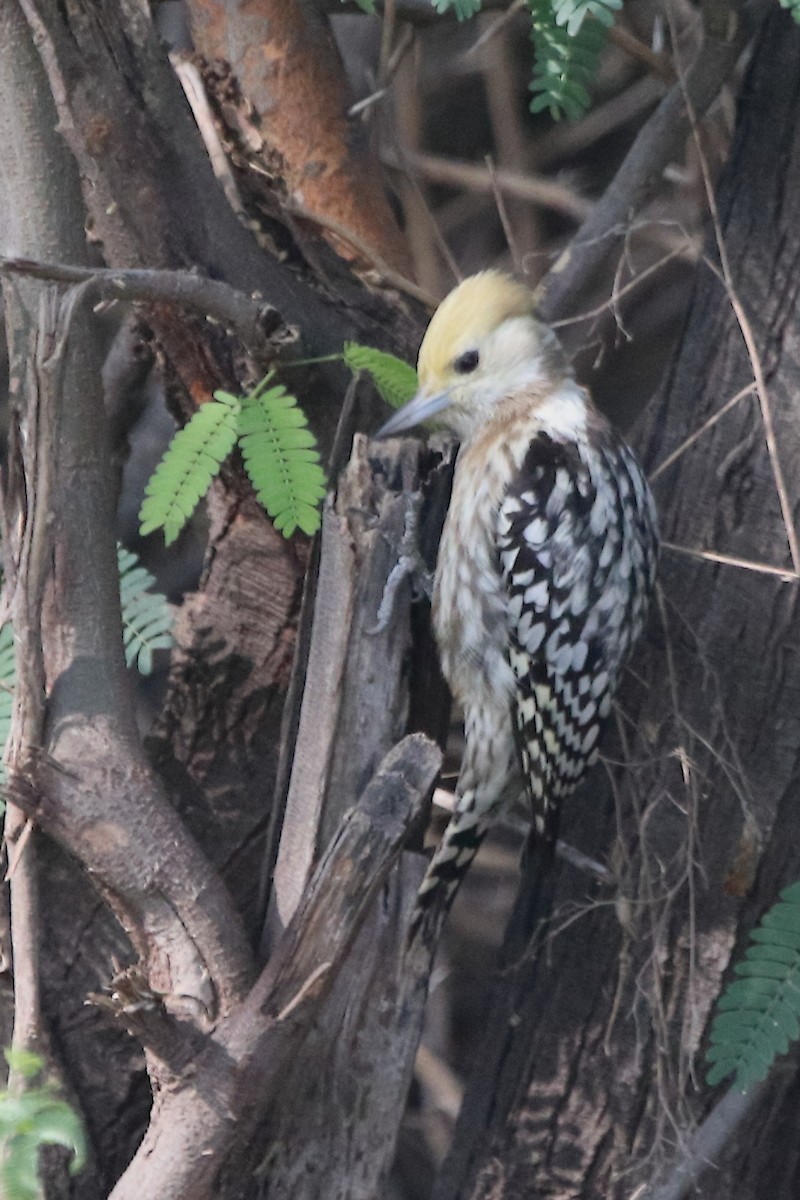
375,272,657,941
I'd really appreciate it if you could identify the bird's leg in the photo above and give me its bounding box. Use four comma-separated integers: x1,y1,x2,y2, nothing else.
369,490,434,635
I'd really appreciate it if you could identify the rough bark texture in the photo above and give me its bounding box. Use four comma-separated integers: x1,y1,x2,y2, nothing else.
0,3,429,1196
107,734,442,1200
185,0,413,276
251,435,451,1200
438,12,800,1200
7,1,800,1197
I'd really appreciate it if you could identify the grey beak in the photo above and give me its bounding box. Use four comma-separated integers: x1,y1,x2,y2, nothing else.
375,389,451,438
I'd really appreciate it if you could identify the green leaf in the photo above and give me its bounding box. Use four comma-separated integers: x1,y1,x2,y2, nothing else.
527,0,612,120
0,1131,42,1200
778,0,800,22
237,376,326,538
342,343,418,410
2,1051,41,1082
18,1101,85,1173
750,924,800,951
348,0,376,10
139,392,240,545
431,0,482,16
0,1050,86,1200
117,546,174,676
706,881,800,1090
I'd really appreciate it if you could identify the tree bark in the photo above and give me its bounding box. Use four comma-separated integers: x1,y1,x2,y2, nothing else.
0,3,428,1195
437,11,800,1200
185,0,413,277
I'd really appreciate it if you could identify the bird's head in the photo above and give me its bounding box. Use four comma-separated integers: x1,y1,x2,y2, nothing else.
377,271,569,442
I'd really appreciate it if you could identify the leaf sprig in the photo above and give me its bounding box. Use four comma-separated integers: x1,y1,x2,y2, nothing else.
528,0,620,120
138,375,327,545
342,0,621,121
138,345,417,547
707,881,800,1091
139,391,240,546
0,1048,85,1200
236,376,327,537
342,343,418,410
778,0,800,21
117,545,175,674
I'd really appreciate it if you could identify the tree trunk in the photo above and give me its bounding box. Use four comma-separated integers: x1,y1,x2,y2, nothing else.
0,3,430,1196
436,11,800,1200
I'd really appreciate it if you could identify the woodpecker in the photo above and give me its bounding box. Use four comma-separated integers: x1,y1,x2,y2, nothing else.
378,272,657,941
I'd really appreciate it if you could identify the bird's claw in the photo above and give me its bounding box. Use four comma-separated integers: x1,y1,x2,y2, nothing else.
369,491,433,634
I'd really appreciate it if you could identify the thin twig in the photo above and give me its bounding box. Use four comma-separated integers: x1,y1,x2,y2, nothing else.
661,541,800,582
415,1044,464,1118
391,151,463,285
535,76,664,168
462,0,526,58
649,383,757,481
171,55,245,216
551,244,694,328
382,147,592,222
607,25,676,83
349,86,388,117
5,816,35,882
378,0,397,85
275,962,331,1022
485,155,522,276
640,1081,768,1200
349,25,414,117
705,257,799,570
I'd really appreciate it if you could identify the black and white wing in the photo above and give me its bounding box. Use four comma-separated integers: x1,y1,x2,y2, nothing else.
496,428,658,840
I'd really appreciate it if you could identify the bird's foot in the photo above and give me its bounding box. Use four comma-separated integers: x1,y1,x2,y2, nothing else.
369,490,434,634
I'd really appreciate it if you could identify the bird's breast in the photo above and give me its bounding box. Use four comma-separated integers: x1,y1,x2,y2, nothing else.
432,429,530,710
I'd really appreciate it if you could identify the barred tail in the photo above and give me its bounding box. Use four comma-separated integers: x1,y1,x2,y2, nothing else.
408,793,488,945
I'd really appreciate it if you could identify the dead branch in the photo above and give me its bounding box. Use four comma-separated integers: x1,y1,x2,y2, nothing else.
0,258,289,359
108,734,441,1200
3,277,253,1018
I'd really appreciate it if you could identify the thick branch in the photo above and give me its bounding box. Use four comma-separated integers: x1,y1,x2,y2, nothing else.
0,11,253,1019
17,0,416,364
185,0,412,275
109,734,441,1200
8,280,253,1017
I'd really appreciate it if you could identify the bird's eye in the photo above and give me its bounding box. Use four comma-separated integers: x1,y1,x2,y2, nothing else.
454,349,480,374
